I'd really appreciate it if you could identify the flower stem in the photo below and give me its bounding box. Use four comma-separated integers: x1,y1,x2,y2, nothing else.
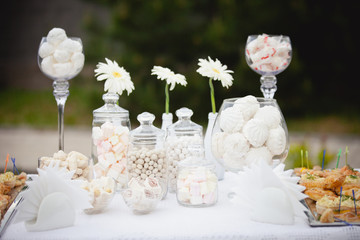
165,83,169,114
209,78,216,113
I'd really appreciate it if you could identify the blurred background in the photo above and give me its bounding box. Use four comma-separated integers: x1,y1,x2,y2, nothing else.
1,0,359,173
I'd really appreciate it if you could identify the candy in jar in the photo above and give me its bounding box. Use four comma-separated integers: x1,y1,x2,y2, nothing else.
92,92,131,190
126,112,168,199
166,107,203,193
176,156,218,207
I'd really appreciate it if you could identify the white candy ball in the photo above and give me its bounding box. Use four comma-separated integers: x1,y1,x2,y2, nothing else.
53,49,72,63
39,42,55,58
53,62,72,77
58,38,82,53
40,56,56,76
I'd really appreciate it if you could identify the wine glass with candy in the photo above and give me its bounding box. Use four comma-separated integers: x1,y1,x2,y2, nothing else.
245,34,292,99
38,28,85,150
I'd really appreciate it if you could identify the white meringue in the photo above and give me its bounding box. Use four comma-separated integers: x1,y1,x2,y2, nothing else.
233,95,260,121
53,49,72,63
243,119,269,147
211,132,228,159
223,132,250,158
254,105,281,129
245,146,272,165
219,106,245,132
58,38,83,53
46,28,67,46
266,126,286,155
38,42,55,58
223,152,246,170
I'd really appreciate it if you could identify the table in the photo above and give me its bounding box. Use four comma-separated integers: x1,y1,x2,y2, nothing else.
2,173,360,240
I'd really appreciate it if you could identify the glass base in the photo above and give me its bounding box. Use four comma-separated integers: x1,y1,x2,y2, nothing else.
260,75,277,99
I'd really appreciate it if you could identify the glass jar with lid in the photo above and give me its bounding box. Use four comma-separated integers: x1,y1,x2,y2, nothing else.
166,107,204,193
176,155,218,207
92,92,130,190
126,112,168,199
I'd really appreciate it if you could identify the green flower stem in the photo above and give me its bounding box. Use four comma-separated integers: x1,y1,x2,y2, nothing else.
209,78,216,114
165,83,169,114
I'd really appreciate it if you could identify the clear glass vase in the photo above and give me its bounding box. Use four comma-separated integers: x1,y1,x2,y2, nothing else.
212,96,289,172
204,112,224,180
91,92,131,190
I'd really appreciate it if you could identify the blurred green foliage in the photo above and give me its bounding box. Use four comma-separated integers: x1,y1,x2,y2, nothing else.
79,0,359,127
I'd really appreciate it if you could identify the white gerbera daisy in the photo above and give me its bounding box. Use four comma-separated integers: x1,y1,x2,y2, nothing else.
151,66,187,90
197,56,234,88
94,58,135,95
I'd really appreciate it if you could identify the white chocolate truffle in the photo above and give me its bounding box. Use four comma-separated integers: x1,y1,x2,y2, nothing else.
223,132,249,158
46,28,67,46
266,126,286,155
233,95,260,121
211,132,228,159
38,42,55,58
219,106,245,132
40,56,56,76
58,38,83,53
243,119,269,147
53,62,72,78
245,146,272,165
253,106,281,129
53,49,72,63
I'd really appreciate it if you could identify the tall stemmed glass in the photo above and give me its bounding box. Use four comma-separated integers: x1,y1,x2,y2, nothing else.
37,37,84,150
245,34,292,99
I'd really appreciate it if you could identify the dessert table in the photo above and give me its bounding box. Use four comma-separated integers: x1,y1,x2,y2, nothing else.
3,172,360,240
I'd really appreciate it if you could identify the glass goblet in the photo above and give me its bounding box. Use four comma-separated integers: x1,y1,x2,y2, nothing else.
38,37,84,150
245,34,292,99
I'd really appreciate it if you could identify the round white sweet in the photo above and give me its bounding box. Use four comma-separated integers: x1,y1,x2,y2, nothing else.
39,42,55,58
253,106,281,129
58,38,83,53
266,126,286,155
219,106,245,132
243,119,269,147
233,95,260,121
244,146,272,165
71,52,85,71
46,28,67,46
53,62,72,78
223,132,249,158
40,56,56,76
223,152,246,170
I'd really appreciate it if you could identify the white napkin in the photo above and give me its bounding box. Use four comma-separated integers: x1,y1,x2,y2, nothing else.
14,163,92,231
229,162,307,225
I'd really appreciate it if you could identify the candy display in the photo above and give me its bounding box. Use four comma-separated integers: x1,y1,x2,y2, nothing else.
92,121,129,189
127,112,168,199
212,96,288,171
176,158,218,207
82,176,116,214
38,28,84,79
166,107,203,193
245,34,291,75
39,150,91,181
121,177,162,214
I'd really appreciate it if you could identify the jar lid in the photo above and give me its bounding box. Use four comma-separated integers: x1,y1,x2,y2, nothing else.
130,112,165,145
167,107,202,135
93,93,129,118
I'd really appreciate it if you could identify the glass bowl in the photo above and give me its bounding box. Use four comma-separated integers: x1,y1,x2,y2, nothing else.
211,96,289,172
121,177,162,214
82,176,116,214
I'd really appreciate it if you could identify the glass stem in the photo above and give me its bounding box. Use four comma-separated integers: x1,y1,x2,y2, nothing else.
53,80,69,151
260,75,277,99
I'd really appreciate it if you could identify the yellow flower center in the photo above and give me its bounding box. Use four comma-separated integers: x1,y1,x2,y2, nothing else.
212,68,220,74
113,71,122,78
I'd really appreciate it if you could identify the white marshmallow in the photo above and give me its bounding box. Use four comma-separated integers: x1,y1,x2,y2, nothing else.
46,28,67,46
39,42,55,58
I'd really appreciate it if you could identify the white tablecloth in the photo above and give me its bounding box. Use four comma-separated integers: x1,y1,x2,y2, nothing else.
3,173,360,240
